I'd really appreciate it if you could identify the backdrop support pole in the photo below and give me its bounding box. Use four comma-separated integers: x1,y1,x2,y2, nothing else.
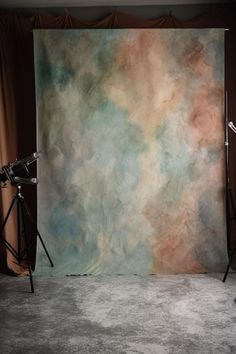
222,91,236,282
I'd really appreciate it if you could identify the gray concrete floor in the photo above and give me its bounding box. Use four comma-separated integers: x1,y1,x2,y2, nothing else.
0,273,236,354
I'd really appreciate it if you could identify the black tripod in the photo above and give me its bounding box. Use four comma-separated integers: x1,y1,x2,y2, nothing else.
0,185,53,292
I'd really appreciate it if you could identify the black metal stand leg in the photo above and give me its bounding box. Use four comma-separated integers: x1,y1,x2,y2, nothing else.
223,248,235,282
21,199,34,293
222,186,236,282
0,196,17,235
36,230,54,267
0,197,18,259
0,185,53,293
22,200,54,268
17,199,21,264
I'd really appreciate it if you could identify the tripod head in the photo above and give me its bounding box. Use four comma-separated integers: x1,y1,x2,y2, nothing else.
0,152,39,187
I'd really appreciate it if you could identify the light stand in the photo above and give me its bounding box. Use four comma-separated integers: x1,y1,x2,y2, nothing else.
0,184,53,292
0,153,53,292
223,119,236,282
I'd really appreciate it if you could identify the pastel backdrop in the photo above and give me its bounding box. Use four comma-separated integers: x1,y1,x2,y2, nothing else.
34,29,227,275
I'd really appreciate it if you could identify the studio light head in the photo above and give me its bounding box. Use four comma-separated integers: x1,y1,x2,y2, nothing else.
0,152,40,186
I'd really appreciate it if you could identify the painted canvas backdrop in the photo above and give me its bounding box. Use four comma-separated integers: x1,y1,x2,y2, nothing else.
34,29,227,275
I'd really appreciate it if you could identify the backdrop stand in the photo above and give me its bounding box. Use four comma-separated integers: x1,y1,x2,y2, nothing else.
222,109,236,282
222,183,236,282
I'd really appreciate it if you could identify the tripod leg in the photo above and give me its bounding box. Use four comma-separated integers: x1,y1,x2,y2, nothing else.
22,199,54,268
20,200,34,293
17,199,22,264
0,196,17,235
36,230,54,267
0,196,18,258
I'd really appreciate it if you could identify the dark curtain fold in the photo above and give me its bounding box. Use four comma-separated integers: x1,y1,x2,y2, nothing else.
0,10,235,274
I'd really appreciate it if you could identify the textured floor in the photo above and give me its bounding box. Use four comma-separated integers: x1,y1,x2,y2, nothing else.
0,273,236,354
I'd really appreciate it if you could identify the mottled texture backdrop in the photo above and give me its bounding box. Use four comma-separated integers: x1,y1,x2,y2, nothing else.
34,29,227,275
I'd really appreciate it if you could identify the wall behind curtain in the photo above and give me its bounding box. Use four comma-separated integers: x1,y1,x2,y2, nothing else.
0,7,235,274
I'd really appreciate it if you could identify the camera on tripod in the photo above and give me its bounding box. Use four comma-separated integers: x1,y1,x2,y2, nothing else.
0,152,40,186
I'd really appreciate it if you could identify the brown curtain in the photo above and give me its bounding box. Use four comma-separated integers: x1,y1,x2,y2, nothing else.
0,10,235,275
